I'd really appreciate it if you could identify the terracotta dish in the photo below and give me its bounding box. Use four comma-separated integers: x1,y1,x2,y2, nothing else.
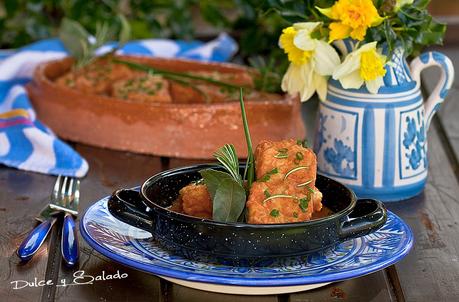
27,56,305,158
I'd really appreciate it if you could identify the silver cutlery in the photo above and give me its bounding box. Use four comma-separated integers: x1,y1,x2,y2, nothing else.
17,176,80,266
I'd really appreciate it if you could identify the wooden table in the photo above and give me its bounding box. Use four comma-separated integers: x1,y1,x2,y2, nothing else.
2,50,459,302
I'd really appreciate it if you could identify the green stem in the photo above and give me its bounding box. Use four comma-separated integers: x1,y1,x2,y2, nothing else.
239,89,255,190
113,58,244,90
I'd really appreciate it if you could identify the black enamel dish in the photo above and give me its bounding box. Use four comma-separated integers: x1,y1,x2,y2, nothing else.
108,164,387,262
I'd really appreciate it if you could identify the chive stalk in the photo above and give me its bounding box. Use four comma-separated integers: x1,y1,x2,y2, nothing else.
284,166,310,180
262,194,298,204
113,58,245,90
239,89,255,190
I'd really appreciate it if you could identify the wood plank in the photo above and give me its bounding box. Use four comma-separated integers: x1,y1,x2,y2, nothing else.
289,271,395,302
169,283,278,302
53,145,164,302
385,122,459,301
0,169,55,302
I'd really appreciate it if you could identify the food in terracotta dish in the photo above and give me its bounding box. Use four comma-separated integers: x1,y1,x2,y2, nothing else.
111,75,171,103
53,56,283,104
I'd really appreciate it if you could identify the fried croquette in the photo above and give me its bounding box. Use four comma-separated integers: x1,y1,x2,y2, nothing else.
247,139,323,224
178,183,213,219
255,139,317,185
174,139,323,224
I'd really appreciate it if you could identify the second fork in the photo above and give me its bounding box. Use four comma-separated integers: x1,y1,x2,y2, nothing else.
50,176,80,266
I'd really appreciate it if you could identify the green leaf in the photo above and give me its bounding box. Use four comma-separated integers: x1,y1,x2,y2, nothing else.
213,144,242,186
212,178,246,223
118,14,131,48
200,169,233,199
94,21,111,48
59,18,90,60
200,2,229,27
239,89,255,190
414,0,430,9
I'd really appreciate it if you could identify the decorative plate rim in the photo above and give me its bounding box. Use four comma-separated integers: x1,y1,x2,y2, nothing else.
79,196,414,287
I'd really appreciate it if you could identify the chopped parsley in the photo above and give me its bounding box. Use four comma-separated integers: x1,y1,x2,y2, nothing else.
296,139,310,148
264,189,271,198
274,148,288,159
259,168,278,182
270,209,280,217
294,152,304,164
299,196,310,213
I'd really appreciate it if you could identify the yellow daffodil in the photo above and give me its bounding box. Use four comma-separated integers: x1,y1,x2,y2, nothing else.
332,42,387,94
279,22,340,101
318,0,384,42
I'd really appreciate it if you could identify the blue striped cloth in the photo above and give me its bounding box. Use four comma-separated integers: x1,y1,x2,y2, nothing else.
0,33,238,177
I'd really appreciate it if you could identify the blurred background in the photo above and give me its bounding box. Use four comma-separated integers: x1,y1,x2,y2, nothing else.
1,0,458,55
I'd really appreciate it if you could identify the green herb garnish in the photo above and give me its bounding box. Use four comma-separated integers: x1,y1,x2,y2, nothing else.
295,152,304,161
306,186,315,194
196,90,256,223
211,178,246,223
274,148,289,159
239,89,255,191
270,209,280,217
59,15,130,68
264,189,271,198
296,139,309,148
297,179,313,187
299,197,309,213
113,59,246,91
284,166,309,180
263,194,298,204
260,168,279,182
213,144,243,186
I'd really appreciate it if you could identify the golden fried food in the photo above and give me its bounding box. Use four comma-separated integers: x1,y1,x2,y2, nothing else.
247,181,315,224
56,59,135,95
247,139,323,224
311,188,323,213
111,75,171,103
255,139,317,185
179,183,213,219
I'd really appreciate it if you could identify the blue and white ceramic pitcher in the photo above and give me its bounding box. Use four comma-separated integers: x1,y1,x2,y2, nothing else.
314,46,454,202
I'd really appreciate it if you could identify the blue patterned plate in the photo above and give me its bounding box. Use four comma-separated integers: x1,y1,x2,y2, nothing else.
80,196,413,289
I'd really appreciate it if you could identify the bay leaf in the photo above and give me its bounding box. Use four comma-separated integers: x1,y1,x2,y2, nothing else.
199,169,233,199
59,18,90,60
212,178,246,223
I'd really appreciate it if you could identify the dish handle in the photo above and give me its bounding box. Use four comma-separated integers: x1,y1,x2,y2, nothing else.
339,198,387,241
107,189,154,231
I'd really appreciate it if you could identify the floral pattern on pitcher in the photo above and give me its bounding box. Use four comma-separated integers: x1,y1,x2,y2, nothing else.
315,105,358,180
400,109,427,179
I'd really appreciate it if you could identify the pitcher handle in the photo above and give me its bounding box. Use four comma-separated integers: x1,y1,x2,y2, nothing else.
410,51,454,129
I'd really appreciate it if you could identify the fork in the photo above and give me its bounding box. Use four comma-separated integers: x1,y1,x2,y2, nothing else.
50,176,80,266
17,176,80,266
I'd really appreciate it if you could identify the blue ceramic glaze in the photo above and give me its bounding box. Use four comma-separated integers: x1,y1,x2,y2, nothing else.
79,196,413,287
17,217,56,261
314,47,455,202
61,213,79,266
